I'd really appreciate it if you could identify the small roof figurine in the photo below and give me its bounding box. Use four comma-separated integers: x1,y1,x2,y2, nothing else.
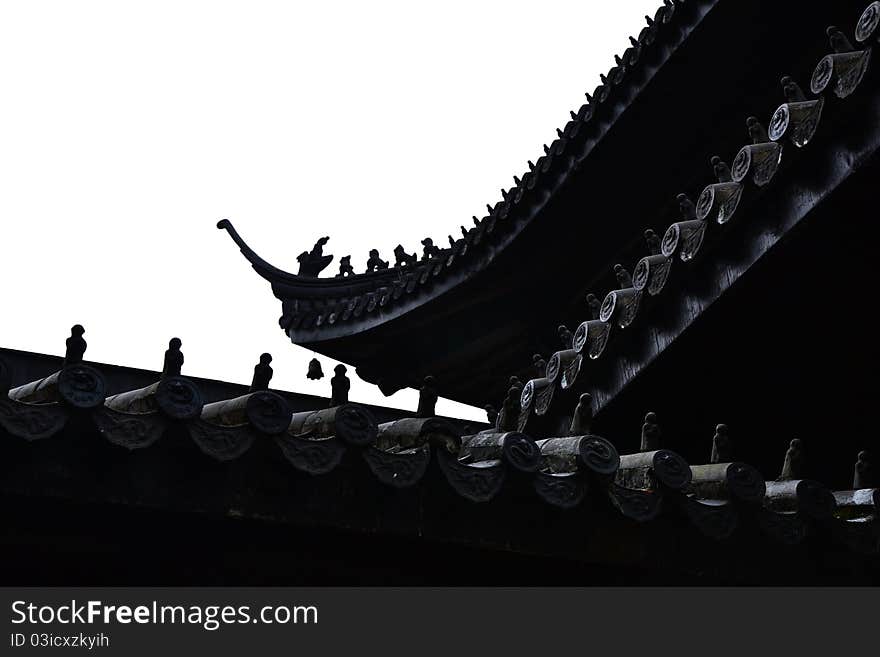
416,375,438,418
568,393,593,436
307,358,324,380
249,353,273,392
710,155,733,183
393,245,417,267
614,263,633,288
336,255,355,278
496,383,523,432
297,236,333,277
746,116,769,144
484,404,498,426
827,25,854,53
366,249,389,272
421,238,440,261
854,450,874,489
586,293,602,320
558,324,574,349
161,338,184,379
778,438,804,480
710,424,731,464
331,364,350,406
640,411,661,451
780,75,807,103
677,193,697,219
532,354,547,378
63,324,87,367
644,229,662,255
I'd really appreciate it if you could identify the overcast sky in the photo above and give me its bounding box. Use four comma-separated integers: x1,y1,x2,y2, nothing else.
1,0,660,420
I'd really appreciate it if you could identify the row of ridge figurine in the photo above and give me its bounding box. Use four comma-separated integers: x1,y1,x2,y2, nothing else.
294,225,483,279
12,325,874,493
12,325,442,418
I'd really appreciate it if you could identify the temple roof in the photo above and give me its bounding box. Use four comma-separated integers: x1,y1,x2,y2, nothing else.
6,1,878,583
1,334,877,583
219,0,880,410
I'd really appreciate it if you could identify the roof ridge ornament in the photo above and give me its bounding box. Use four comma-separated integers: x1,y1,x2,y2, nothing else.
710,424,731,464
330,364,350,406
573,316,611,361
854,450,875,489
633,228,672,295
769,76,825,147
7,324,106,410
63,324,87,367
250,353,273,393
856,2,880,43
662,193,708,262
495,383,522,432
295,236,333,277
567,393,593,436
557,324,574,349
811,25,872,99
162,338,184,379
600,264,642,329
732,117,782,187
778,438,804,481
640,411,661,451
696,156,744,224
416,376,438,418
336,255,355,278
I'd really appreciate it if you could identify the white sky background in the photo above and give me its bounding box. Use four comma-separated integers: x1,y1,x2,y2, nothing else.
1,0,660,420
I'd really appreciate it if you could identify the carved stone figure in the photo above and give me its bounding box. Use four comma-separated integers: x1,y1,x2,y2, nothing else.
496,384,522,431
710,424,731,464
711,156,733,183
250,353,273,392
330,364,350,406
781,75,807,103
558,324,574,349
586,293,602,320
63,325,87,367
162,338,184,378
366,249,389,272
640,411,661,451
614,263,633,288
484,404,498,426
644,229,662,255
811,26,871,99
392,245,416,267
336,255,355,277
297,236,333,277
307,358,324,380
746,116,770,144
532,354,547,378
827,25,855,53
778,438,804,480
416,375,438,418
678,193,697,219
854,450,874,489
568,393,593,436
732,117,781,186
421,238,441,261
